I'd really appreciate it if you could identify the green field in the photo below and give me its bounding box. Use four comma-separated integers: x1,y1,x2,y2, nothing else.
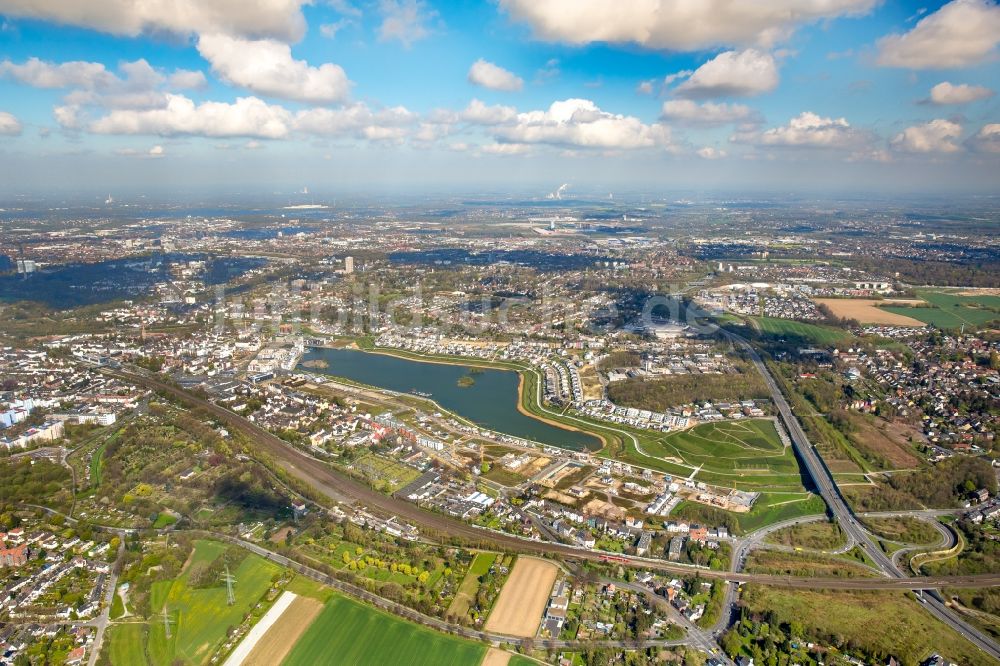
882,290,1000,329
352,454,422,491
146,540,282,665
741,585,994,665
751,317,853,344
107,623,149,666
89,441,107,487
448,552,497,618
645,419,792,472
282,593,487,666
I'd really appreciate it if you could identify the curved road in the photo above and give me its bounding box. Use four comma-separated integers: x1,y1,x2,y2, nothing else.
100,366,1000,591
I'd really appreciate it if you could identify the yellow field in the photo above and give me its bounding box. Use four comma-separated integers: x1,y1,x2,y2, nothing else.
483,557,558,637
813,298,924,326
243,594,324,666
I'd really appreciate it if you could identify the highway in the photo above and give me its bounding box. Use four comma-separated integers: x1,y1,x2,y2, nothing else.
719,331,1000,660
100,366,1000,590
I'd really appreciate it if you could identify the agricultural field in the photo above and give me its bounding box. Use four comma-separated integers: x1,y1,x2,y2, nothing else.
226,591,323,666
881,290,1000,329
282,593,487,666
107,623,149,666
750,316,853,344
144,540,283,666
483,557,558,638
813,298,924,326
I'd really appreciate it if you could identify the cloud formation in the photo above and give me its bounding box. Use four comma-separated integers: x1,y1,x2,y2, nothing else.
877,0,1000,69
674,50,779,98
499,0,877,50
890,119,963,152
972,123,1000,152
377,0,436,47
927,81,994,104
739,111,869,149
0,0,308,42
660,100,757,126
0,57,116,89
493,98,673,150
87,94,293,139
197,33,350,104
0,110,22,135
468,59,523,92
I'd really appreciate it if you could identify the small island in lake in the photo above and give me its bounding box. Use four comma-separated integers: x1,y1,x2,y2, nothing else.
303,359,329,369
457,374,476,388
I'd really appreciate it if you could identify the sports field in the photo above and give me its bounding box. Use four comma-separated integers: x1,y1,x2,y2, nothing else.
146,540,282,666
881,290,1000,329
281,593,487,666
751,316,853,344
483,557,557,637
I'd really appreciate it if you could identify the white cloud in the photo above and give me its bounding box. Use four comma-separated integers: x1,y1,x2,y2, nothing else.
148,144,164,157
674,50,779,99
320,20,352,39
877,0,1000,69
480,142,531,155
660,100,757,126
663,69,694,86
0,0,308,42
87,94,292,139
498,0,876,50
494,98,674,150
890,118,963,152
377,0,436,47
53,104,82,129
2,57,208,102
636,80,655,95
971,123,1000,152
0,57,116,89
468,59,523,92
293,103,416,139
697,147,726,159
739,111,869,149
197,33,350,104
927,81,994,104
169,69,208,90
460,99,517,125
0,110,22,135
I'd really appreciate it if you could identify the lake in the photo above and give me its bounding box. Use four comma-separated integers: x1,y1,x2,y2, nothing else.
299,347,601,451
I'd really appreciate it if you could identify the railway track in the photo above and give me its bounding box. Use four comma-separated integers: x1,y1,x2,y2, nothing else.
105,366,1000,592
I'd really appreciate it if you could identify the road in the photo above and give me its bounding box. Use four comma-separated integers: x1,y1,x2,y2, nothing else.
100,366,1000,590
719,330,1000,660
86,537,125,666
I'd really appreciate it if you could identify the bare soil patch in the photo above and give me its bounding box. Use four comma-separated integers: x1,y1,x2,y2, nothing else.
813,299,924,326
243,594,324,666
484,557,558,637
481,648,513,666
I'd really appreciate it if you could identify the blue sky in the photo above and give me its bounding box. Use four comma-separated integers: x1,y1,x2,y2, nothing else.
0,0,998,195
